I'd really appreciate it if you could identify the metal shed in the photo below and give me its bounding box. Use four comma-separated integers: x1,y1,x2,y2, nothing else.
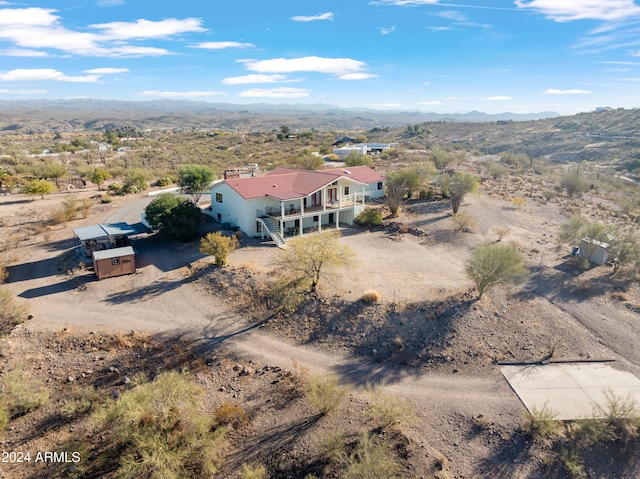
92,246,136,280
73,223,142,258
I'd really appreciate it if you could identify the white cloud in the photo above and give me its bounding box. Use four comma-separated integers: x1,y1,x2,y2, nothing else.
192,41,255,50
418,101,442,105
244,56,369,76
90,18,205,39
427,26,452,31
221,74,299,85
84,67,129,74
543,88,592,94
436,10,468,21
0,69,100,82
140,90,226,98
338,73,379,80
0,7,204,57
291,12,334,22
239,87,309,98
514,0,640,22
0,89,47,94
380,25,397,35
1,48,49,57
483,95,513,101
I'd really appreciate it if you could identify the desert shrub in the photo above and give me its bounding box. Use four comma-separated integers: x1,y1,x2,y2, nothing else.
493,226,511,241
239,463,267,479
213,403,249,429
596,391,640,445
318,430,347,464
95,370,226,479
51,196,80,224
354,208,383,227
344,433,400,479
542,189,557,201
305,374,349,416
560,450,586,479
361,290,381,303
391,336,404,350
0,289,29,335
560,173,589,197
419,188,433,200
0,403,8,431
200,232,239,266
107,182,123,195
510,196,527,207
59,386,100,419
523,404,559,439
2,369,49,417
0,264,7,284
155,176,173,187
466,242,527,298
365,384,416,431
451,212,477,232
485,161,509,179
100,194,113,204
267,278,306,313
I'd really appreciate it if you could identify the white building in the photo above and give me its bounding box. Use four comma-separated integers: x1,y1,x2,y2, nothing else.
210,166,385,247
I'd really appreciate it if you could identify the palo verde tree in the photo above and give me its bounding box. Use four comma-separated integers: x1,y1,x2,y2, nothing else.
439,172,479,214
466,242,528,299
90,168,111,190
277,230,355,292
178,164,216,203
609,232,640,278
200,232,239,266
22,179,55,199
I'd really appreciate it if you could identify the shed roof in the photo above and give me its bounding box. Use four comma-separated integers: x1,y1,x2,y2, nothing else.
92,246,135,261
74,223,145,241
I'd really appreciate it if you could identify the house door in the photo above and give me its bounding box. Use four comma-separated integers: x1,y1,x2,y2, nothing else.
312,191,322,206
328,188,337,202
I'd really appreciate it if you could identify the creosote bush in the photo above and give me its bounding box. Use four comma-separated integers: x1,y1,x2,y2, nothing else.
0,288,29,335
365,384,417,431
239,463,267,479
305,374,350,416
2,368,50,418
523,404,559,439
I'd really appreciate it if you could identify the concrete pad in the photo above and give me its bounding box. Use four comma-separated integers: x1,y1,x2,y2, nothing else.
501,363,640,421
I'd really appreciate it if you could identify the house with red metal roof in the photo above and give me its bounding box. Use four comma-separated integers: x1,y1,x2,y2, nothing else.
209,166,385,247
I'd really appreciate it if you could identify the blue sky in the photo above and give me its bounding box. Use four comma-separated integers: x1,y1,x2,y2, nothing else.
2,1,640,115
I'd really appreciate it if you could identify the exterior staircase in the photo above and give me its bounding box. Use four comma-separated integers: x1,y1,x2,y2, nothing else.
259,217,286,249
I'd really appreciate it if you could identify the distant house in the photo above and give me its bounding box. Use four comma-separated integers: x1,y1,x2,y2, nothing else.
92,246,135,280
332,142,398,158
209,166,385,247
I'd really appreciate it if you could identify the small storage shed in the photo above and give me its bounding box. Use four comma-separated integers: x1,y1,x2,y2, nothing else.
578,237,610,266
92,246,136,280
74,223,141,258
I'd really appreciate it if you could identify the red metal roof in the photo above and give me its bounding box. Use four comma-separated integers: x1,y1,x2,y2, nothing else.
321,165,385,184
217,166,384,201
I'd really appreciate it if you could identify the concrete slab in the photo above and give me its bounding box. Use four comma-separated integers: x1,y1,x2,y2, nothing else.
501,363,640,421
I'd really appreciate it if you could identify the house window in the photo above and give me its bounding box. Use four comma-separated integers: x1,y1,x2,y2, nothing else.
217,213,222,221
216,193,223,203
313,215,318,222
256,221,262,233
377,182,383,190
344,186,350,195
111,257,120,265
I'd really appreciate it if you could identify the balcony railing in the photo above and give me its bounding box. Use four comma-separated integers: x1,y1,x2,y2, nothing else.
264,195,363,219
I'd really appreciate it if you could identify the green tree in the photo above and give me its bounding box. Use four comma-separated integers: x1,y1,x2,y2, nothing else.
96,370,225,479
466,242,527,298
439,172,479,214
90,168,111,190
294,153,325,170
145,193,182,229
277,125,291,140
122,168,151,194
22,179,55,199
609,232,640,277
277,230,354,292
200,232,239,266
145,194,201,242
178,164,216,203
560,172,589,197
41,161,67,186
